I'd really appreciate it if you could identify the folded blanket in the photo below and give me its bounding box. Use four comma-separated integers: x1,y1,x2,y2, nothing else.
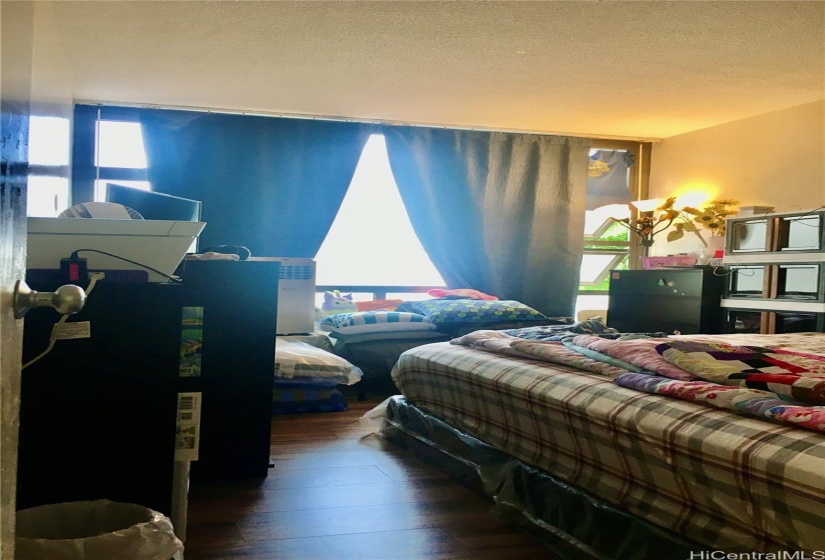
450,330,536,360
571,335,697,381
616,372,825,434
452,331,634,379
510,339,630,378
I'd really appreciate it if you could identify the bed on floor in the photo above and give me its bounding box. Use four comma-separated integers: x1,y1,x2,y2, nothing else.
376,327,825,559
319,297,572,396
273,335,362,413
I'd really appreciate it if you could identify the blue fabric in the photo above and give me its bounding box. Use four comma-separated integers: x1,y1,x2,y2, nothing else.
319,311,430,329
383,125,591,317
139,108,371,257
272,383,349,414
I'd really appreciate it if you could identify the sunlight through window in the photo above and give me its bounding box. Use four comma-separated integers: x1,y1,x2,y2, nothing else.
27,176,70,217
95,121,148,168
29,116,70,166
315,134,445,287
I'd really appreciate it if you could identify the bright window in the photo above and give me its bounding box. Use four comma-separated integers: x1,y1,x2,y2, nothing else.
95,121,148,169
27,115,72,216
29,116,70,166
315,134,445,287
26,176,70,217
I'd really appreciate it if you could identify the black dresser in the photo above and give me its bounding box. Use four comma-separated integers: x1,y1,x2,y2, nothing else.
180,259,279,479
607,267,725,335
19,282,183,515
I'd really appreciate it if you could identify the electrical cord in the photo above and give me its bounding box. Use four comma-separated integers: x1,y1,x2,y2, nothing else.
22,272,104,370
70,249,182,282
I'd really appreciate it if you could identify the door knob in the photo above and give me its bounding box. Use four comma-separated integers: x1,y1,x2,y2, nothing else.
13,280,86,319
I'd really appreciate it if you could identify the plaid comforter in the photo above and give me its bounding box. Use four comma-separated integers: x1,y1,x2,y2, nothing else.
391,341,825,553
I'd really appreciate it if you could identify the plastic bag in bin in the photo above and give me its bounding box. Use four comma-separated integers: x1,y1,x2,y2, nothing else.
16,499,183,560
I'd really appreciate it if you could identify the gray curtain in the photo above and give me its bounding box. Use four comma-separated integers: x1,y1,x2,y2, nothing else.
384,126,590,317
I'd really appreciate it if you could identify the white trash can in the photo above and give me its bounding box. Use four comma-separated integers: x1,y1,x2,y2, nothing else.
16,499,183,560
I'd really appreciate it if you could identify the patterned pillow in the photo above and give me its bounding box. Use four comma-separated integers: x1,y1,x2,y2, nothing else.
318,311,437,335
395,299,547,324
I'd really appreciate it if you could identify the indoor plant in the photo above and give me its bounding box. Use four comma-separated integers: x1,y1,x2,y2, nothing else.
667,198,740,249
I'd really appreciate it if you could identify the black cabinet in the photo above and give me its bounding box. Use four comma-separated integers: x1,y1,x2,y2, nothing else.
607,268,725,334
19,282,183,515
181,259,279,479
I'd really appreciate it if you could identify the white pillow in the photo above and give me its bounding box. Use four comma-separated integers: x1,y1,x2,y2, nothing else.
274,340,362,385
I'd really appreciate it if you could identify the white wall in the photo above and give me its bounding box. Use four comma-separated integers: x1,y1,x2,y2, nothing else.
647,100,825,256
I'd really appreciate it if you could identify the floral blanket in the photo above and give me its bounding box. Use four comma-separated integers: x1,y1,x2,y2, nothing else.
654,339,825,404
615,373,825,433
450,330,825,434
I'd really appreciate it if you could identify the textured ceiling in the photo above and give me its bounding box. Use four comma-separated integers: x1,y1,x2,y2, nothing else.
47,0,825,139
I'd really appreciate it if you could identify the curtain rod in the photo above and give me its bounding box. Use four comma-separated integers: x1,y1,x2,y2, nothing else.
74,99,661,143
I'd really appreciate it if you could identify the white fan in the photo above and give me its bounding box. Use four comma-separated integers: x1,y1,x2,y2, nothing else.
59,202,144,220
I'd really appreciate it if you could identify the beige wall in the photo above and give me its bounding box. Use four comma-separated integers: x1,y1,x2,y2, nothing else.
31,2,74,117
29,1,75,213
647,100,825,256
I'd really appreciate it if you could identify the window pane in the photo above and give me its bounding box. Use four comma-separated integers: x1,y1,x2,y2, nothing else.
95,120,148,168
315,134,445,287
29,116,70,166
94,180,152,202
580,254,619,283
584,205,629,236
27,176,70,217
579,253,628,292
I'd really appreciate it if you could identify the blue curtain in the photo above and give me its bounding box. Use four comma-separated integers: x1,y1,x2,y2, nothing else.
139,109,371,257
383,126,590,317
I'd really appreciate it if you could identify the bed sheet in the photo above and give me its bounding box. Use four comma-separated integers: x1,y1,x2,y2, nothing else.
391,341,825,552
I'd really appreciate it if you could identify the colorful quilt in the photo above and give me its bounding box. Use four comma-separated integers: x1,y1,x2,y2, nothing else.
655,339,825,404
615,372,825,433
449,331,825,434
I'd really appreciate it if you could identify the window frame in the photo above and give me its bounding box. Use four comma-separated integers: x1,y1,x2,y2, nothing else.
72,104,149,203
580,140,652,295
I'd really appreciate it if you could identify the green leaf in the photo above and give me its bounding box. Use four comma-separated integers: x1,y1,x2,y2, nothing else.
667,229,685,242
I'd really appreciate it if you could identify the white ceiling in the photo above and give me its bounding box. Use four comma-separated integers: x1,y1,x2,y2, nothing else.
47,0,825,140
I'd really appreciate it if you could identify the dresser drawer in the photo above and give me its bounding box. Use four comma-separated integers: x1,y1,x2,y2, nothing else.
607,268,725,334
608,269,706,298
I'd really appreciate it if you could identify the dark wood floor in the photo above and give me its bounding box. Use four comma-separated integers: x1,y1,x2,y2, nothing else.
184,393,562,559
